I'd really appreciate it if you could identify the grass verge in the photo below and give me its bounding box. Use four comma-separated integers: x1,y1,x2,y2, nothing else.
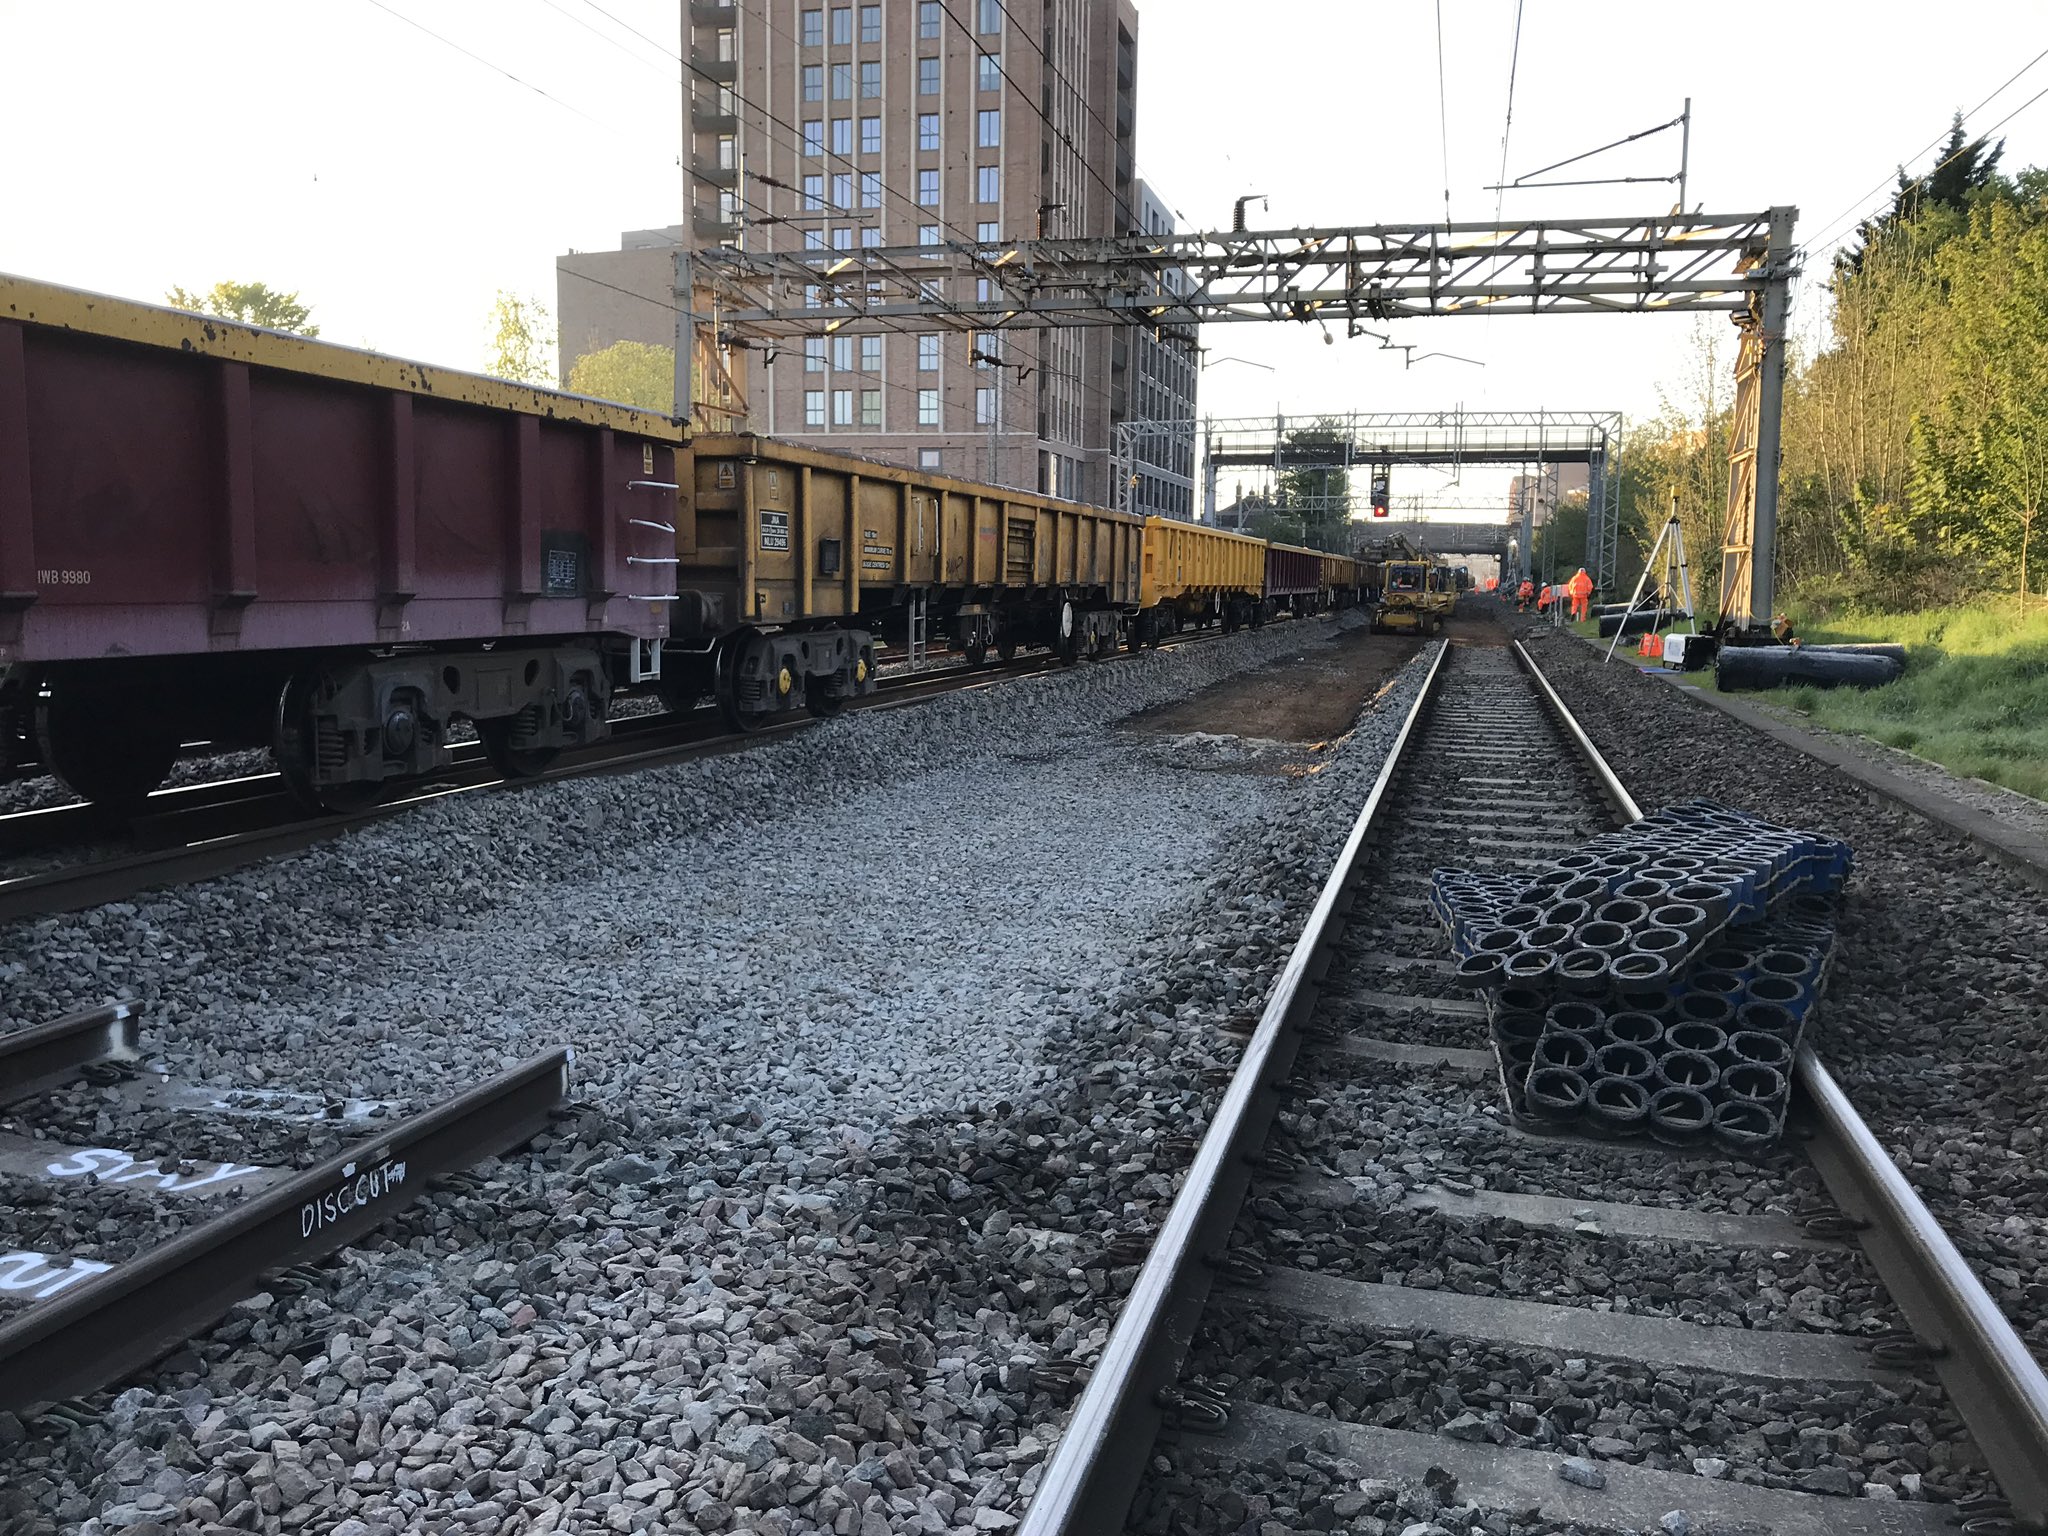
1769,601,2048,801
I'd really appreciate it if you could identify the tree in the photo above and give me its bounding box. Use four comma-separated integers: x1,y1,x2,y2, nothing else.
1838,113,2004,277
486,291,556,386
166,280,319,336
567,340,675,414
1274,419,1353,551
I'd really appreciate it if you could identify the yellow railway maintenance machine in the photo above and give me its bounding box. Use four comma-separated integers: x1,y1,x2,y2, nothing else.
1374,554,1453,636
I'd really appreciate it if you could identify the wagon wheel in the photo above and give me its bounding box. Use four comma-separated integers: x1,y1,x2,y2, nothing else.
35,675,179,812
273,672,384,814
806,676,850,718
477,713,560,780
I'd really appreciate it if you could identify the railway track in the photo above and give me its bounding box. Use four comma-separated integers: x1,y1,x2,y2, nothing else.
0,1002,567,1416
0,621,1247,925
1021,635,2048,1536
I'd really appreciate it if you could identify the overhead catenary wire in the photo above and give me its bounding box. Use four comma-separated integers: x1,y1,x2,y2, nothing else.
1435,0,1453,226
1492,0,1526,229
362,0,605,124
1800,43,2048,261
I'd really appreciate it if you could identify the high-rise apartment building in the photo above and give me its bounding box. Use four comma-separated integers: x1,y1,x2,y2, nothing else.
685,0,1145,499
1124,179,1196,519
554,2,1194,506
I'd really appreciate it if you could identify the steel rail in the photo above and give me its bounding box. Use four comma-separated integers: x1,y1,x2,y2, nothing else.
0,1047,570,1413
1021,633,2048,1535
1018,639,1453,1532
1533,631,2048,1526
0,1002,140,1104
1511,639,1644,822
1798,1051,2048,1528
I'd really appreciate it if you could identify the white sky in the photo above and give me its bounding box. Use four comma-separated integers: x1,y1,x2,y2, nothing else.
5,1,2045,517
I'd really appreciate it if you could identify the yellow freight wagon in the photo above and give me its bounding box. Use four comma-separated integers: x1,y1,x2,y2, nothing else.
1321,552,1364,608
1135,517,1269,642
671,435,1144,722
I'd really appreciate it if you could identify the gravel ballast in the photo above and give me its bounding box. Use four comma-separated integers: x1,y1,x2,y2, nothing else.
0,618,1439,1535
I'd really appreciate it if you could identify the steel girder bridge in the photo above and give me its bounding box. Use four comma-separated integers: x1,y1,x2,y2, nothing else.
1196,409,1623,582
683,207,1797,627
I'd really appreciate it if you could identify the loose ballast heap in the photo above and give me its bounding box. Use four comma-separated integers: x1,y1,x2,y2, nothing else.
1428,799,1853,1147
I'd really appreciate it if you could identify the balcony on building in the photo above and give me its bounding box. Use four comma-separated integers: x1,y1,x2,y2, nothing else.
689,0,735,20
693,158,739,189
692,54,737,83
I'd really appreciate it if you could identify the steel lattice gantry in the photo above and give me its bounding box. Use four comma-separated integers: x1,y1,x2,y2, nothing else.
685,207,1797,627
1193,409,1623,583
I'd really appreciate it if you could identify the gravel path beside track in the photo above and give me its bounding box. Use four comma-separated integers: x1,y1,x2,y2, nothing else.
0,616,1434,1536
1518,621,2048,1362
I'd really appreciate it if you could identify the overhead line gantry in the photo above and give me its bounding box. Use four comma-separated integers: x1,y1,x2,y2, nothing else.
681,207,1798,630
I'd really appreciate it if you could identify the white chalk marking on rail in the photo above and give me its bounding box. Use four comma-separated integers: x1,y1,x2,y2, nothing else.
0,1249,113,1301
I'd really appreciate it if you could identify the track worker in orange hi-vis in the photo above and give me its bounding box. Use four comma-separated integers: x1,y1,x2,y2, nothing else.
1517,579,1534,611
1568,566,1594,621
1537,584,1553,613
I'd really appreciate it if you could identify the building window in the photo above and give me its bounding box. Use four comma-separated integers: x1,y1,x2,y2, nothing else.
976,277,994,301
860,60,880,97
801,9,823,46
830,7,852,45
804,284,822,308
803,174,825,210
718,135,737,169
861,226,881,247
803,120,824,157
861,335,882,370
975,386,995,424
978,109,1000,148
832,226,853,250
804,227,826,250
919,56,940,94
974,330,1000,364
805,389,826,425
802,64,823,101
919,1,942,38
976,165,999,202
978,53,1000,90
860,4,881,41
978,0,1002,33
833,172,853,207
832,388,854,425
831,62,852,99
918,334,940,370
831,118,853,155
805,338,827,372
860,171,881,208
918,169,939,206
919,223,940,247
860,115,881,155
832,335,854,371
918,388,940,426
919,447,941,468
918,112,940,151
861,388,882,426
717,27,735,60
977,220,999,244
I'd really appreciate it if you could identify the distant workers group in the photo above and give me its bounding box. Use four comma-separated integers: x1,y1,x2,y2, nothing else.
1505,567,1594,619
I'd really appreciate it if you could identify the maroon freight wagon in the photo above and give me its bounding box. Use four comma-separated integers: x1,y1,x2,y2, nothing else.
1265,541,1328,617
0,275,680,807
